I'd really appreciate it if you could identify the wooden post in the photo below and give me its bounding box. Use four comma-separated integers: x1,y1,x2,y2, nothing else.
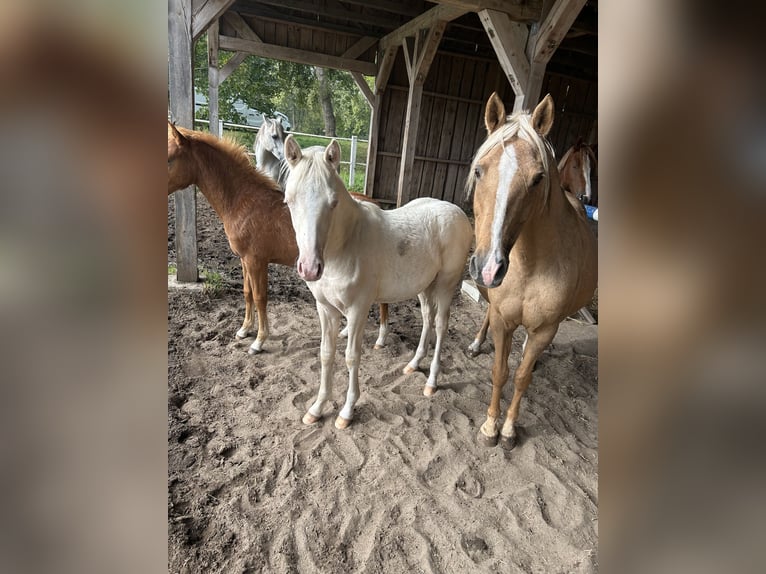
349,135,358,187
364,45,397,197
395,22,446,207
208,20,220,137
169,0,198,282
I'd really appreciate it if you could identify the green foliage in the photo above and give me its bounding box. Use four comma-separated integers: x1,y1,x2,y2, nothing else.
200,268,225,297
193,35,371,137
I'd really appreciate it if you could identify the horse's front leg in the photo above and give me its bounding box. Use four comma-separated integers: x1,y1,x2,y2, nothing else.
479,313,516,447
499,325,557,450
304,303,341,424
335,305,368,429
236,258,255,339
467,309,490,357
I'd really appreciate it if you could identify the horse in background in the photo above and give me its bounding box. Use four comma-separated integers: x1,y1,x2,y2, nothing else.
559,138,597,206
466,93,597,449
254,115,289,190
283,137,473,429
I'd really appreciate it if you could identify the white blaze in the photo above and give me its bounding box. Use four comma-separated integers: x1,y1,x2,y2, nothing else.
489,145,518,258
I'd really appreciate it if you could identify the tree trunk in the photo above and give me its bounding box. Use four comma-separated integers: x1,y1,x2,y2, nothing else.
315,67,336,137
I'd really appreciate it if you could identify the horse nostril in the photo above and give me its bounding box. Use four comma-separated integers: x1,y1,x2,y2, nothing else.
468,255,479,279
316,262,323,277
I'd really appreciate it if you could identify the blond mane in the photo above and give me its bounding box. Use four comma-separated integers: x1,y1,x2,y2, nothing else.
465,111,555,203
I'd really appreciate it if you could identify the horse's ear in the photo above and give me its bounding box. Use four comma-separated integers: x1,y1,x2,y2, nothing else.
168,122,187,146
325,140,341,171
484,92,506,134
531,94,554,137
284,134,302,167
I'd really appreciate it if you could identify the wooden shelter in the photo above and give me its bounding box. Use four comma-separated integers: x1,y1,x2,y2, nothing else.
169,0,597,281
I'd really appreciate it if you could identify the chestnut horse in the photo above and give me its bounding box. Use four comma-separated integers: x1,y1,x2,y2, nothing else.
466,94,597,449
559,138,597,206
167,123,388,353
283,137,473,429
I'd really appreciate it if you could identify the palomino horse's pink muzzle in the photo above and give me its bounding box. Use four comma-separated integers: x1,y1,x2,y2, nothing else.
297,255,324,281
469,251,508,289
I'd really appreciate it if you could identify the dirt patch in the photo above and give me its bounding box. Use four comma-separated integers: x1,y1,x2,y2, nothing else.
168,194,598,573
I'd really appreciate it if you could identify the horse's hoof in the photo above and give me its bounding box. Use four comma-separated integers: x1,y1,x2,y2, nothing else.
499,434,517,450
236,329,249,340
477,431,498,448
466,346,479,358
302,412,320,425
402,365,417,375
373,344,383,350
335,416,351,430
248,341,264,355
423,385,436,397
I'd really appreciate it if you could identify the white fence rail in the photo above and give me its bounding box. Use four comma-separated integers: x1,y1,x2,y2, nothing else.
194,118,367,187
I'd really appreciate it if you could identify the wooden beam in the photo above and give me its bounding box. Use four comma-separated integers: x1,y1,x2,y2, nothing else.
522,60,546,110
169,0,198,282
350,72,374,107
341,36,378,60
219,35,378,75
192,0,236,42
531,0,587,63
396,21,445,206
374,45,398,93
221,11,262,41
479,9,530,108
379,3,467,52
364,91,384,197
432,0,542,21
219,51,247,83
208,20,220,137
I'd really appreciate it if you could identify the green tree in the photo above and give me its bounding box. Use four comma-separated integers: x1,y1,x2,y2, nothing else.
193,35,370,137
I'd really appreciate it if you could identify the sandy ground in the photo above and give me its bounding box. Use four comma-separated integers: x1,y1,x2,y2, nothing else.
168,195,598,573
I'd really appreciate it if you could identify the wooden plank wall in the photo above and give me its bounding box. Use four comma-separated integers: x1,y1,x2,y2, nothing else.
371,51,514,210
370,51,596,211
540,72,597,158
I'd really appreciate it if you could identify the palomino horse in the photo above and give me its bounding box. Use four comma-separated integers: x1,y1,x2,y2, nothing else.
466,137,597,357
466,93,597,449
254,115,289,190
559,138,597,206
167,123,388,353
283,137,473,429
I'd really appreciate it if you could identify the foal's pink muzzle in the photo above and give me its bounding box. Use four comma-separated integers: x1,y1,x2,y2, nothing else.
297,255,323,281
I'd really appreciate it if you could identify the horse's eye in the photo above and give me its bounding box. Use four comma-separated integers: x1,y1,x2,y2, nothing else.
531,172,544,186
329,197,338,209
272,135,278,140
474,167,482,179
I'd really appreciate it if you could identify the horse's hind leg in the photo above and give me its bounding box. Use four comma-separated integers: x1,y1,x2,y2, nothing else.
468,309,490,357
403,293,434,375
236,258,255,339
247,260,269,354
498,324,558,450
374,303,389,349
